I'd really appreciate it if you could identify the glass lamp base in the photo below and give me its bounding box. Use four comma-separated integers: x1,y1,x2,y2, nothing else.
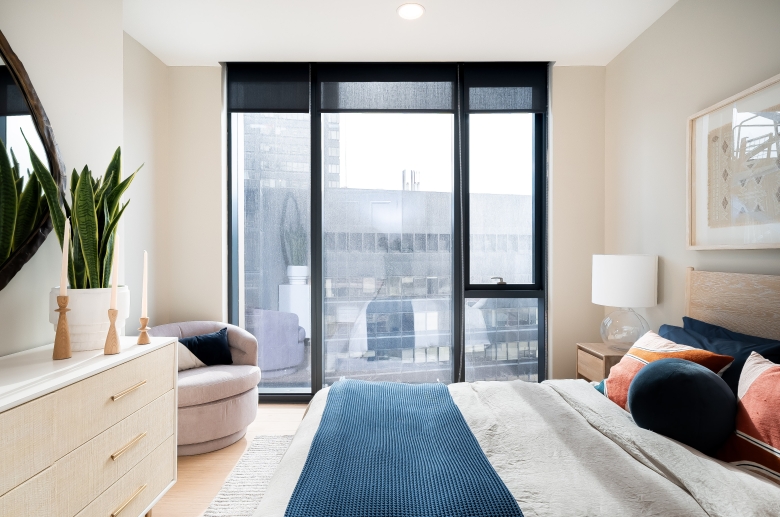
600,308,650,350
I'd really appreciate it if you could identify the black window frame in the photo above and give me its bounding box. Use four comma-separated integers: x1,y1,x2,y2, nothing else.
227,62,549,401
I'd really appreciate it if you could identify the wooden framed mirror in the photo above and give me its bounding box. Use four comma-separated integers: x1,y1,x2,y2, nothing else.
0,28,66,290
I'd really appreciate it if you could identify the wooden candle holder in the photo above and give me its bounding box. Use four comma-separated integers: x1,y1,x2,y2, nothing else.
104,309,120,355
53,295,72,360
137,317,151,345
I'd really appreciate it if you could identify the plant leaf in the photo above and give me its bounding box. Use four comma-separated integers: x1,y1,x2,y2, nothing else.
70,221,85,289
74,168,100,288
105,147,121,193
99,199,129,268
35,193,47,229
10,148,20,181
25,131,65,247
11,149,22,199
0,138,18,261
102,232,114,289
13,171,40,251
105,165,140,220
70,168,79,205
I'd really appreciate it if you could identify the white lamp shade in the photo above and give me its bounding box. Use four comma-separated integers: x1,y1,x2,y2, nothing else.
592,255,657,308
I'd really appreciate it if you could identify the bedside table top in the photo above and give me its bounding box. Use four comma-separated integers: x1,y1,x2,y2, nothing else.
576,342,629,358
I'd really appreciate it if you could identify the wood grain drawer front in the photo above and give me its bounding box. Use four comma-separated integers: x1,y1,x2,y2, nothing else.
0,392,57,497
56,390,175,517
55,344,175,459
0,466,55,516
75,435,175,517
577,349,605,382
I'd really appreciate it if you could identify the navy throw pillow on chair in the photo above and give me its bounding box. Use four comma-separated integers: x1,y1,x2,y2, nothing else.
628,358,736,455
179,327,233,366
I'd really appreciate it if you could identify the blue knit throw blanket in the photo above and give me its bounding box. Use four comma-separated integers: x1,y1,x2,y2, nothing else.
284,380,524,517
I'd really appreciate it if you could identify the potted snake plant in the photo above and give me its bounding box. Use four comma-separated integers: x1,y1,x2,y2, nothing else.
26,138,140,351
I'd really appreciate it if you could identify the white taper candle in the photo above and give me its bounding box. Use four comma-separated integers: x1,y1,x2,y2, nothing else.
141,250,148,318
59,219,70,297
110,233,119,310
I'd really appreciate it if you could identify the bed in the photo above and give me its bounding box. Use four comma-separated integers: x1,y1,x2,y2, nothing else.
255,269,780,517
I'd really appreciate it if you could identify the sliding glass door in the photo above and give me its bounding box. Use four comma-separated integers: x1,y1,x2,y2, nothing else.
228,62,548,398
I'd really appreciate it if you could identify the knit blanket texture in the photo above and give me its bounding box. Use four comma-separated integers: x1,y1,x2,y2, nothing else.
284,379,524,517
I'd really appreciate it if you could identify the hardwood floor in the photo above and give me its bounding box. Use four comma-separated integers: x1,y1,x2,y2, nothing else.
152,403,308,517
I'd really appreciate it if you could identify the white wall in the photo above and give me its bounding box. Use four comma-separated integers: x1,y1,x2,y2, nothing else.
0,0,123,356
123,32,170,326
605,0,780,330
549,67,606,379
162,67,225,324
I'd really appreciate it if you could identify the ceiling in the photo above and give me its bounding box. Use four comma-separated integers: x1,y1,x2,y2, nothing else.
123,0,678,67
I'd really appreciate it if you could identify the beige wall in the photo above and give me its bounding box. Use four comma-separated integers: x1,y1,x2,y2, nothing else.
0,0,123,356
123,33,170,326
549,67,606,379
123,36,224,327
162,66,225,324
605,0,780,331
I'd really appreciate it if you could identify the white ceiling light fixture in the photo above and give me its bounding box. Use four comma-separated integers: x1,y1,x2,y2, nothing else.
397,3,425,20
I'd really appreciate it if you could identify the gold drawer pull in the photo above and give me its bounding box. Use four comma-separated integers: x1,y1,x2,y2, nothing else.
111,432,147,461
111,380,147,401
111,484,146,517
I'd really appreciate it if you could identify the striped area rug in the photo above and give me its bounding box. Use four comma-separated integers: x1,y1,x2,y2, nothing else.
204,435,293,517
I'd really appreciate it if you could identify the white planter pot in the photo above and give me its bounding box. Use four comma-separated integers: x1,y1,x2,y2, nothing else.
286,265,309,285
49,287,130,352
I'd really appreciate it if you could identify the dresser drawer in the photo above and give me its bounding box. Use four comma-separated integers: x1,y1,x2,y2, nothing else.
0,392,57,497
55,344,175,459
0,466,55,516
75,435,175,517
57,390,175,516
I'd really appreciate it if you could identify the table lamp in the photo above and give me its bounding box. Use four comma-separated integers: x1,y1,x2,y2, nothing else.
592,254,658,350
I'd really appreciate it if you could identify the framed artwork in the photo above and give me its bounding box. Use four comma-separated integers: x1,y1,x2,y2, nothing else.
688,73,780,249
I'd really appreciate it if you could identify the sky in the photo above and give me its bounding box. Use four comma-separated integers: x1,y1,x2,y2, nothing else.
338,112,533,195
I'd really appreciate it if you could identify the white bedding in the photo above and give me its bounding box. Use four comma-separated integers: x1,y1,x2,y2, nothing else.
254,379,780,517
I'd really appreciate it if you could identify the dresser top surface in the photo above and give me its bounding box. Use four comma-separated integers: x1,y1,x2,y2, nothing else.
0,337,176,413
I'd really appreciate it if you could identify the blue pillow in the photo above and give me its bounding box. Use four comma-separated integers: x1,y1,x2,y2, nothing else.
683,317,780,347
594,379,605,395
179,327,233,366
628,358,736,455
658,324,780,396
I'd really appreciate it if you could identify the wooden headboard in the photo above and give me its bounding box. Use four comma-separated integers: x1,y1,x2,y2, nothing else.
685,268,780,340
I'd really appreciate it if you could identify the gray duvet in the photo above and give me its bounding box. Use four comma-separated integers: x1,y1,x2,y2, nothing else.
254,379,780,517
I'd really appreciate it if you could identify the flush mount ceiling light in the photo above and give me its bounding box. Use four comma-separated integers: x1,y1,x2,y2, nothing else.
397,3,425,20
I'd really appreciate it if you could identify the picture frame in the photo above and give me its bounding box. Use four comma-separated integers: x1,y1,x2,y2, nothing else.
687,72,780,250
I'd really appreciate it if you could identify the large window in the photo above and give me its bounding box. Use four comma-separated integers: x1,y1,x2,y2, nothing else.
228,63,548,398
322,112,454,384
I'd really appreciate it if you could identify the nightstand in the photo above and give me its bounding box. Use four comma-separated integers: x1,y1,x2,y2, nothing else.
576,342,628,382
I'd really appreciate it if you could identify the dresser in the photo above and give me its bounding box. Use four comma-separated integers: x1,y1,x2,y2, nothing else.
0,337,177,517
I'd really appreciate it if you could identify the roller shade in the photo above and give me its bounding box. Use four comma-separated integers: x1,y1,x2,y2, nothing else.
464,63,548,112
227,63,309,113
318,63,456,112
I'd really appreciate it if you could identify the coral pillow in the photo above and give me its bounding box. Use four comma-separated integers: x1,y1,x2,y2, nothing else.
718,352,780,484
603,331,734,410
